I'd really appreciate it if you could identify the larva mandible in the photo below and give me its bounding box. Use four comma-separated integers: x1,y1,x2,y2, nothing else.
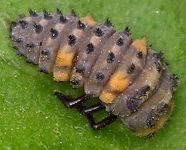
10,9,179,137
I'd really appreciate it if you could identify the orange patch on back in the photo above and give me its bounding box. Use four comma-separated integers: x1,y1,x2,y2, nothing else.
55,49,75,67
53,71,70,81
109,72,130,92
132,38,147,56
99,91,116,103
81,15,97,26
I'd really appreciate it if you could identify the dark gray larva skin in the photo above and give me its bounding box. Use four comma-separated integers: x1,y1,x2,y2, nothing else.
27,13,62,67
11,12,42,56
84,31,131,96
70,24,116,88
10,9,178,135
105,50,163,117
123,70,175,129
39,13,78,72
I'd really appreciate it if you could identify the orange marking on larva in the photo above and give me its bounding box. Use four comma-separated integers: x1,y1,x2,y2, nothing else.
53,71,70,81
132,38,147,55
55,45,75,67
109,72,130,92
99,91,116,103
81,15,97,26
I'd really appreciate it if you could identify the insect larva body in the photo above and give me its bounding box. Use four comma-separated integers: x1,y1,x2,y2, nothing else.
10,9,178,137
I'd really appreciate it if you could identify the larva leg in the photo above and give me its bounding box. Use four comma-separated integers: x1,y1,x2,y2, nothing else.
78,102,105,115
86,113,117,130
54,91,90,108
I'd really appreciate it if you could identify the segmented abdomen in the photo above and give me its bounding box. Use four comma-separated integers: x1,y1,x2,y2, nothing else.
10,9,178,136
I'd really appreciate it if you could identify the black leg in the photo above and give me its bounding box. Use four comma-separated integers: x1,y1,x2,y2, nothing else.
78,102,105,115
54,91,117,130
86,113,117,130
54,91,91,108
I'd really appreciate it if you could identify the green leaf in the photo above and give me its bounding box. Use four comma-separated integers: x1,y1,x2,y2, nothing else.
0,0,186,149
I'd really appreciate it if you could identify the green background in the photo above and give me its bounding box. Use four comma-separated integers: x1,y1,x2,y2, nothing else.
0,0,186,149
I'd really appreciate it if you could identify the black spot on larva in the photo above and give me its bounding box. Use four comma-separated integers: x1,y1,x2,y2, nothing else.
123,26,131,36
76,66,85,74
68,34,76,46
153,52,163,62
26,43,35,48
138,85,151,97
127,63,135,74
41,49,50,56
116,38,124,46
96,72,105,81
107,52,115,63
50,28,58,39
59,14,67,23
33,24,43,33
136,51,143,58
43,10,52,20
127,98,139,113
157,103,169,115
77,20,86,30
86,43,94,54
104,18,112,27
39,68,48,73
154,61,162,72
29,9,38,17
70,78,80,86
146,114,156,128
169,74,179,93
19,20,28,29
94,27,104,37
15,38,22,43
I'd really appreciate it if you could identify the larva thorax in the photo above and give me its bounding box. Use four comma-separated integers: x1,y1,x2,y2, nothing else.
10,9,178,136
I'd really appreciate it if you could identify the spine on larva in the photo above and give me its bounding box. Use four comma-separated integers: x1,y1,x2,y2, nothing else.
10,9,178,136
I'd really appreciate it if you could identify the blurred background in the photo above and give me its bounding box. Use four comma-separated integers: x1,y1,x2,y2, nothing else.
0,0,186,149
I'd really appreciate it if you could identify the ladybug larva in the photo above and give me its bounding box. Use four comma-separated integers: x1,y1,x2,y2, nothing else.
10,9,179,137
